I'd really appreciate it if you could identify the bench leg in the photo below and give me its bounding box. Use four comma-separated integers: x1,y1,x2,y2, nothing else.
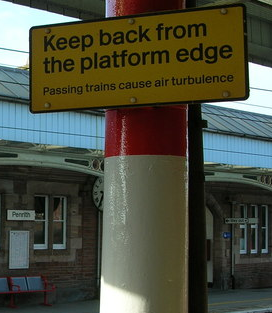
9,294,17,308
42,292,52,306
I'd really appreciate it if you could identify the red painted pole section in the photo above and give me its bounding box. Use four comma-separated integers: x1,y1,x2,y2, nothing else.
105,107,187,157
106,0,185,16
100,0,188,313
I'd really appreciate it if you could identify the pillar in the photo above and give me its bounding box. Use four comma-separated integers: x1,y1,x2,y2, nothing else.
100,1,188,312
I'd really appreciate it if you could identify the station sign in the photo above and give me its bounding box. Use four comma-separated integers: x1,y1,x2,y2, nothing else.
7,210,35,221
224,218,259,224
30,4,249,113
223,232,232,239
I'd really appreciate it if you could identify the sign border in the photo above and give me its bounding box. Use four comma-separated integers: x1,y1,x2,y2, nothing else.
30,3,249,113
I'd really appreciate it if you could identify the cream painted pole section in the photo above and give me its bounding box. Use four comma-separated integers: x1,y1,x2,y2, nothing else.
100,107,188,313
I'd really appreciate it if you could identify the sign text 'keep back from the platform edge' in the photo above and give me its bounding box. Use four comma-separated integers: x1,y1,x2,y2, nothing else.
30,5,248,112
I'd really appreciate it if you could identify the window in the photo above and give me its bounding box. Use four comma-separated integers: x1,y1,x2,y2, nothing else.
261,205,268,253
239,203,269,255
239,204,247,254
34,196,48,249
53,196,67,249
250,205,258,254
34,195,67,250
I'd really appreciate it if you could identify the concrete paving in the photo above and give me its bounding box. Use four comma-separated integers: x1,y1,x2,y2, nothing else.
0,288,272,312
0,299,99,313
209,288,272,313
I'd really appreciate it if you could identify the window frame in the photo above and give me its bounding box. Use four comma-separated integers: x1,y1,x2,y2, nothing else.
239,203,269,256
261,205,268,254
239,204,247,254
53,196,67,250
250,205,258,254
33,195,49,250
34,195,67,250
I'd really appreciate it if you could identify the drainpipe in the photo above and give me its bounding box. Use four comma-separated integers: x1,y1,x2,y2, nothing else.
97,207,103,291
231,201,236,289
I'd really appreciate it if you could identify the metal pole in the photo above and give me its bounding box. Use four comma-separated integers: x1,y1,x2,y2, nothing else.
185,0,208,309
100,1,188,313
188,104,208,313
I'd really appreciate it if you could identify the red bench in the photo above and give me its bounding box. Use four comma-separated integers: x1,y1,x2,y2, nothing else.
0,276,56,308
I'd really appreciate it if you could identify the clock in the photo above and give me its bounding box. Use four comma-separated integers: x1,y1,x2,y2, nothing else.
92,177,104,209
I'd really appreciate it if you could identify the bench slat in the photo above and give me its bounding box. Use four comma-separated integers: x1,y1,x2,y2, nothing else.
0,278,9,293
10,277,28,291
26,276,44,291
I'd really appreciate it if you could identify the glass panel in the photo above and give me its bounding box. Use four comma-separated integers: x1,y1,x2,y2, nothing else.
261,205,268,253
53,197,63,221
240,205,245,218
262,206,266,226
34,196,46,220
251,205,257,218
53,196,66,249
34,222,45,245
34,196,47,248
240,228,245,251
53,222,64,245
239,205,247,254
251,228,256,251
262,229,266,250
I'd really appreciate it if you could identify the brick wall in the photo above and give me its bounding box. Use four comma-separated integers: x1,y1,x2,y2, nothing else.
235,263,272,288
206,181,272,290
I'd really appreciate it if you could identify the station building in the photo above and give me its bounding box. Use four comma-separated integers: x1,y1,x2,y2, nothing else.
203,105,272,289
0,65,272,304
0,65,104,304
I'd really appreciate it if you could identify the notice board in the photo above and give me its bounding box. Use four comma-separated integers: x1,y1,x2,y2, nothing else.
9,231,30,269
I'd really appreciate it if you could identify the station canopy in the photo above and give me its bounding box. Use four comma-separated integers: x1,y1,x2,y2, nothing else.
2,0,272,68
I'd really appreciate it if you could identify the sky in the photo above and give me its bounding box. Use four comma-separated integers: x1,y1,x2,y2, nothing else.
0,1,78,67
0,0,271,116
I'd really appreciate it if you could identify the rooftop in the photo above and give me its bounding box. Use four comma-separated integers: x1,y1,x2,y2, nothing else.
202,104,272,140
0,65,272,142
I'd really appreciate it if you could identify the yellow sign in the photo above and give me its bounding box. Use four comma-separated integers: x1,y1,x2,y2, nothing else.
30,4,249,113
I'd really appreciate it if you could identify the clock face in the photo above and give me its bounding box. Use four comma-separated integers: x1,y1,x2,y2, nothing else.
92,177,104,209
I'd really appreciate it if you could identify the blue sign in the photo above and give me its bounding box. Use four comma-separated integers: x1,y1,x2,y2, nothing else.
223,232,232,239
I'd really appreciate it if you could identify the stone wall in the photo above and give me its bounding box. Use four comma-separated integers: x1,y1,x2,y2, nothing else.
206,181,272,289
0,165,99,304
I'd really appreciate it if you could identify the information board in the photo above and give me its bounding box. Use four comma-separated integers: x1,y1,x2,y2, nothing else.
30,4,249,112
9,231,29,269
